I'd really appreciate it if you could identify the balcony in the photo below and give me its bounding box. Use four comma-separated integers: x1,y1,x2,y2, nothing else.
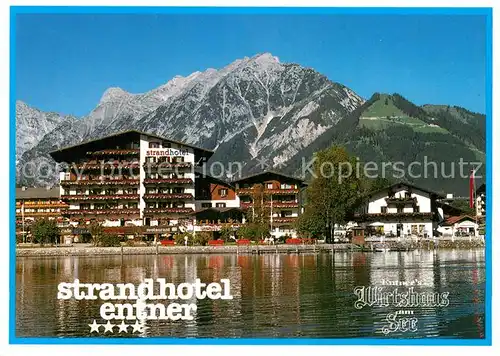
16,202,68,208
240,201,299,209
354,212,434,221
143,162,192,169
86,149,140,156
61,194,140,201
385,197,418,205
16,211,64,217
143,178,193,185
143,208,194,215
72,161,140,171
236,188,300,196
143,193,193,200
61,179,140,186
63,208,140,216
272,217,298,224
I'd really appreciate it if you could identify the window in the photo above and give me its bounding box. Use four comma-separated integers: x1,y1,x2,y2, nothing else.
201,203,212,208
80,203,90,210
267,183,274,189
381,206,387,214
174,156,184,163
216,203,226,208
146,157,156,163
173,188,184,194
397,207,403,213
148,202,156,209
414,206,420,213
219,188,228,197
280,210,293,217
281,183,293,189
149,142,160,148
147,188,157,194
162,141,171,148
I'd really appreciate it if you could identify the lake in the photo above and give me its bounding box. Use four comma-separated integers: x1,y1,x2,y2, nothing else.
15,249,485,339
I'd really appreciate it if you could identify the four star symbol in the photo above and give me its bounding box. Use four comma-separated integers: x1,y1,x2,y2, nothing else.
131,320,144,333
117,320,129,333
88,319,148,335
103,320,115,333
88,320,100,333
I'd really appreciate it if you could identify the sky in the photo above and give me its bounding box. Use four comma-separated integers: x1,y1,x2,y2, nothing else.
15,12,487,116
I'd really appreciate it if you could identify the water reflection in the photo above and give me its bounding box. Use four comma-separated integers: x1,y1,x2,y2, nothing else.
16,249,485,339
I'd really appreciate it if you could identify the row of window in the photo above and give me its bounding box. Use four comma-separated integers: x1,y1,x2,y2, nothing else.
145,156,185,163
201,202,227,208
240,183,297,190
148,141,173,149
71,188,138,195
146,188,185,194
79,203,139,210
146,202,186,209
380,206,420,213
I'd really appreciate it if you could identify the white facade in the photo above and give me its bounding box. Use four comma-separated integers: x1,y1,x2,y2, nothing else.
360,184,437,239
437,218,478,238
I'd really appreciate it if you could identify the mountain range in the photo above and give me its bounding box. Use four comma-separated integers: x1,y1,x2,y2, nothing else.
15,53,485,195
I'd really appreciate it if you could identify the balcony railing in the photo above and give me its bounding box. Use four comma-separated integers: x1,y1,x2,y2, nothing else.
354,212,434,221
272,217,298,223
61,194,140,201
241,201,299,209
143,208,194,215
385,197,418,205
16,202,68,208
71,161,140,170
143,178,193,185
86,149,140,156
236,188,299,196
143,162,192,169
61,179,140,186
15,212,64,217
143,193,193,200
63,208,140,216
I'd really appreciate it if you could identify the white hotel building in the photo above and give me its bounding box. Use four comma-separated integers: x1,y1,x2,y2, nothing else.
355,182,444,239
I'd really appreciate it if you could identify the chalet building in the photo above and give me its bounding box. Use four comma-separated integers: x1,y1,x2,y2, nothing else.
355,182,444,239
15,187,68,241
437,215,478,238
232,171,306,239
49,130,213,239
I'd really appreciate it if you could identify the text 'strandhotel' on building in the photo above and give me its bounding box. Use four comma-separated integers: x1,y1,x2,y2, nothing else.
49,130,215,240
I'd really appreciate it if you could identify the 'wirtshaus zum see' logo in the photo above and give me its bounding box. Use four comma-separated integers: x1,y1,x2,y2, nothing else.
57,278,233,334
353,279,450,335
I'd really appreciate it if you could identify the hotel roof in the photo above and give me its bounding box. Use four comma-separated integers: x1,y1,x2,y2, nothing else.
443,215,477,226
365,182,446,199
16,187,60,200
49,129,214,162
231,169,307,185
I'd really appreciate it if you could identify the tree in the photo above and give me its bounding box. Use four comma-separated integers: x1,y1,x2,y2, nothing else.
295,207,325,239
219,226,234,242
238,223,270,241
302,146,364,243
89,222,104,247
31,218,60,246
243,183,271,240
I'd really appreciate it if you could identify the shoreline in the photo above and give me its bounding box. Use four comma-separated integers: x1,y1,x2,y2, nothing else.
16,240,485,257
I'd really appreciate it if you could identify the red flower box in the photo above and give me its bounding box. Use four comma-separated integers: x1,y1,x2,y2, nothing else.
208,240,224,246
286,238,302,244
237,239,251,245
160,240,175,246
